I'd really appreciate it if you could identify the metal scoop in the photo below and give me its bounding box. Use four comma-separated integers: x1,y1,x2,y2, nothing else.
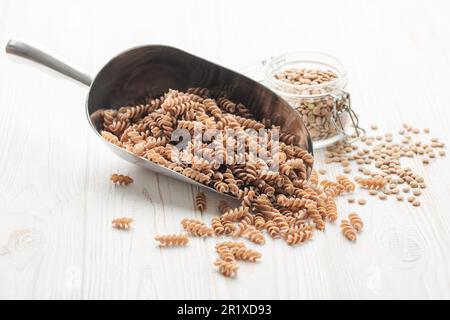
5,40,313,197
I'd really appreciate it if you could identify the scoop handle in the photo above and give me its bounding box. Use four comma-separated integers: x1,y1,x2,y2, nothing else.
5,39,92,86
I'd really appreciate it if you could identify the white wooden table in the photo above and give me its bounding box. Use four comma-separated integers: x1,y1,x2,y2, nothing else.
1,0,449,300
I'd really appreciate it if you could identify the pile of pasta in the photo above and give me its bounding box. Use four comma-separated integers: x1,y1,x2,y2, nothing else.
100,88,355,246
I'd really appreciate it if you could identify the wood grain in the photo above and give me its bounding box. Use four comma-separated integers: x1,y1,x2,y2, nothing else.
0,0,449,299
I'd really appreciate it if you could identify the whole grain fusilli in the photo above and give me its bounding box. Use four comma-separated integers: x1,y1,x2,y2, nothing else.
348,212,364,232
216,245,236,263
221,206,249,222
155,234,189,246
214,259,239,277
326,196,338,222
284,224,313,246
243,226,266,245
112,217,134,230
211,217,225,236
309,169,319,186
340,220,357,242
195,192,207,212
181,218,213,237
357,177,386,190
336,175,355,193
110,174,134,186
230,247,262,262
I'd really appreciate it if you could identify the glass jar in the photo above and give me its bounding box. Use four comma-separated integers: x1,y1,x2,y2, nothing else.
262,51,364,149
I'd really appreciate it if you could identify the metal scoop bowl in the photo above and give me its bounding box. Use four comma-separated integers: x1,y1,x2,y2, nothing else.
5,40,313,198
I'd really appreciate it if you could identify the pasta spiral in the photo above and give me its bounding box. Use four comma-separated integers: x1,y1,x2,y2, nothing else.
101,130,122,146
284,225,313,246
348,212,364,232
336,175,355,193
254,214,266,230
216,245,236,263
112,217,134,230
214,259,239,277
215,241,246,251
223,221,238,236
110,174,134,186
326,196,338,222
230,247,262,262
340,220,357,242
306,201,325,231
195,192,207,212
309,169,319,186
221,206,249,222
181,219,213,237
358,177,386,190
243,226,265,245
211,217,225,236
155,234,189,246
265,220,281,238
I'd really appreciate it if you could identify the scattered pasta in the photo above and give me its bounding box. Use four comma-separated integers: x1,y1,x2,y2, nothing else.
348,212,364,232
309,169,319,186
357,177,386,190
110,174,134,186
216,244,236,263
326,196,338,222
181,218,213,237
336,175,355,193
284,224,313,246
211,217,225,236
221,206,249,222
243,226,266,245
112,217,134,230
214,259,239,277
155,234,189,246
195,192,207,212
231,247,262,262
340,219,357,242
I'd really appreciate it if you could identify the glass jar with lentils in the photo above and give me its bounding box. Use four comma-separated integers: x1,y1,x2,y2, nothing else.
263,51,364,148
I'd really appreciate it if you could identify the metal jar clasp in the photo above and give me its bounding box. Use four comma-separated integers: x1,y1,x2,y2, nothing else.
330,91,365,143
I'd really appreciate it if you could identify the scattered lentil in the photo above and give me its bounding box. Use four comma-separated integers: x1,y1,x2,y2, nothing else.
378,194,387,200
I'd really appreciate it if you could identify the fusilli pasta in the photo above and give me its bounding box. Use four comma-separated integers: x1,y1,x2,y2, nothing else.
112,217,134,230
357,177,386,190
155,234,189,246
181,219,213,237
326,196,338,222
195,192,207,212
214,259,239,277
110,174,134,186
348,212,364,232
340,220,357,242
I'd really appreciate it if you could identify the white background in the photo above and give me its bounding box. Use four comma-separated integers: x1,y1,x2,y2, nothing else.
0,0,449,299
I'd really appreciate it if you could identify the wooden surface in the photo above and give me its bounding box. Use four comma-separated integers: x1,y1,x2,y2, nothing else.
1,0,449,300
